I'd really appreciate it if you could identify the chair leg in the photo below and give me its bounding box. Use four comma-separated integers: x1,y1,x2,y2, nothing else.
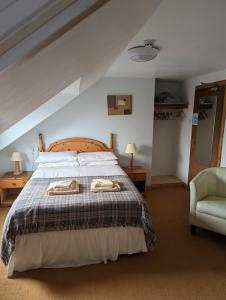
191,225,197,235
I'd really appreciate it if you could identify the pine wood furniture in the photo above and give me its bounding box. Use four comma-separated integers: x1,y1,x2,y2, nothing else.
0,171,33,207
189,81,226,181
38,132,114,152
122,166,146,194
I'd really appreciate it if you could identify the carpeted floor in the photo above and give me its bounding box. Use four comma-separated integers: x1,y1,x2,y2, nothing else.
1,187,226,300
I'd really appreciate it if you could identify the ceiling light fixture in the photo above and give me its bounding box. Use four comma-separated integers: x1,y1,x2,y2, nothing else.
128,39,159,62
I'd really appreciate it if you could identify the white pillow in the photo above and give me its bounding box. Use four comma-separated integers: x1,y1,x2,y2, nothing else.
38,161,79,168
36,151,77,163
79,160,118,166
78,152,117,162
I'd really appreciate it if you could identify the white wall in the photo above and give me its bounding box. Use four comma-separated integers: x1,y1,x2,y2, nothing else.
0,78,155,183
152,120,180,176
152,79,183,176
176,68,226,183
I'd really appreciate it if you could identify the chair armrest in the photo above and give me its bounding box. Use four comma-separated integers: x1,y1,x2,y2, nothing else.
190,181,200,217
189,171,214,217
190,172,209,201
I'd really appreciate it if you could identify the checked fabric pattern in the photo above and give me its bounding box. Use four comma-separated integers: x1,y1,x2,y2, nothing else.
1,175,156,265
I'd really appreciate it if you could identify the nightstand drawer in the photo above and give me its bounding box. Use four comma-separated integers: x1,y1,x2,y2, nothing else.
0,179,26,189
0,172,33,207
128,173,146,181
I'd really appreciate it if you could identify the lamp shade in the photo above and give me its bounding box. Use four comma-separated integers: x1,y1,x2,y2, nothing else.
11,152,23,162
125,143,137,154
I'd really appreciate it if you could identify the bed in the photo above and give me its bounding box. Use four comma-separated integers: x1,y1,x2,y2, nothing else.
1,133,156,277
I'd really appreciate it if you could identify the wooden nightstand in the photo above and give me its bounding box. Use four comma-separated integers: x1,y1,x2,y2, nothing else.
122,166,146,194
0,171,33,207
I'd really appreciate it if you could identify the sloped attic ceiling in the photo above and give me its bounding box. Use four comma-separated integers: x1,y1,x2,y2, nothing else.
0,0,101,71
0,79,80,151
0,0,79,57
0,0,161,133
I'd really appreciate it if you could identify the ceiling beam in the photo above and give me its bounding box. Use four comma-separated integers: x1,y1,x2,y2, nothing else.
1,0,110,74
0,0,80,56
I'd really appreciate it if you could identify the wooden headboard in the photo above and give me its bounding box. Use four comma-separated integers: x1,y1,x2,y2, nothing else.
38,133,114,152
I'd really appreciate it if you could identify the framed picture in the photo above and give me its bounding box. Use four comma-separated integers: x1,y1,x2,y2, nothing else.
107,95,132,115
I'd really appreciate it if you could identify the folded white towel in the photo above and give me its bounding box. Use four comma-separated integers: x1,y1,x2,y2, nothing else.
47,181,79,195
91,179,120,192
92,179,114,188
47,180,76,192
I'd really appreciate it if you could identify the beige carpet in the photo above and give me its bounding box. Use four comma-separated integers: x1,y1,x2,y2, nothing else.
1,187,226,300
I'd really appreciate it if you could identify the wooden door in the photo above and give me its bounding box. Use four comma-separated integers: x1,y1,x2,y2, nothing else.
189,84,226,181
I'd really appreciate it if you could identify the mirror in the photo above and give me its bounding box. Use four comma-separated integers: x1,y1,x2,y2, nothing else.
195,95,217,167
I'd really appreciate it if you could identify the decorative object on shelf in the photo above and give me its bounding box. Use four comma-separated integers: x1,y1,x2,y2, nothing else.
154,97,188,120
154,110,185,120
107,95,132,115
155,91,177,103
125,143,137,169
11,152,23,176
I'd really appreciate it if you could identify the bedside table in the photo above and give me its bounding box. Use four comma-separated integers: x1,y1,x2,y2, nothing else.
122,166,146,194
0,171,33,207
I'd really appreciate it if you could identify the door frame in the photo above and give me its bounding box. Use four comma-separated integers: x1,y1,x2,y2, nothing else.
188,80,226,181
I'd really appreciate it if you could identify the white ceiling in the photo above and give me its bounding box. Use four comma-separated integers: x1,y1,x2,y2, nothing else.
106,0,226,80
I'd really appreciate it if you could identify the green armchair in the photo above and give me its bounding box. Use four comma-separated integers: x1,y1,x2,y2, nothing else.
190,167,226,235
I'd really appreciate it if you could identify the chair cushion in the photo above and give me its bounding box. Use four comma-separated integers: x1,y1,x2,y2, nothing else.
197,196,226,219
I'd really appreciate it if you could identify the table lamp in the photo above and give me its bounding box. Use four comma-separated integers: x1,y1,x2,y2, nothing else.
11,152,23,175
125,143,137,169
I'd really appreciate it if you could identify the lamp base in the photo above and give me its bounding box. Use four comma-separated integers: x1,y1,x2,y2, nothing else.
14,161,22,176
13,171,22,176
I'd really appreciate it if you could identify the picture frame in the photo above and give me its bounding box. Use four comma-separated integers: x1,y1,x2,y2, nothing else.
107,95,132,115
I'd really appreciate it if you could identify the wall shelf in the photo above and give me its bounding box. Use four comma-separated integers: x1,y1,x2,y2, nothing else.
154,101,188,120
154,102,189,109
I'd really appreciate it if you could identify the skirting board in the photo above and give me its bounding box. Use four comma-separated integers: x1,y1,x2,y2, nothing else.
150,175,186,189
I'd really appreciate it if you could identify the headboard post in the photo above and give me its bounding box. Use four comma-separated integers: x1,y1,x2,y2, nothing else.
38,133,45,152
109,132,114,152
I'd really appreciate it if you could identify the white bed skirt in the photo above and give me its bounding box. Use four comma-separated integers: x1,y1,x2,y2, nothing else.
7,227,147,276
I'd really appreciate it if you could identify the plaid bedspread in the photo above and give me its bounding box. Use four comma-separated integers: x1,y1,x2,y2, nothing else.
1,175,156,265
